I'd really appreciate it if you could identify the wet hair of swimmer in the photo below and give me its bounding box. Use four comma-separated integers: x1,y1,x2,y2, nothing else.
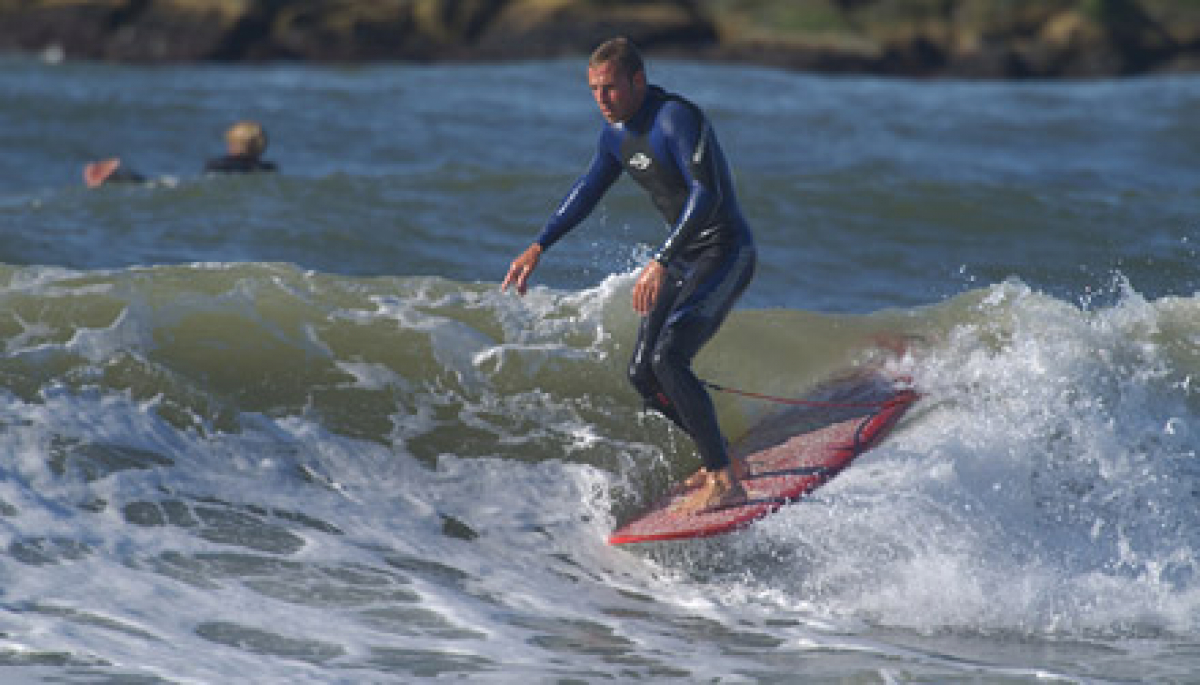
225,121,268,158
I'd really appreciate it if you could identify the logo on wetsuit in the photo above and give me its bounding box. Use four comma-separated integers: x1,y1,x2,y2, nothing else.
628,152,652,171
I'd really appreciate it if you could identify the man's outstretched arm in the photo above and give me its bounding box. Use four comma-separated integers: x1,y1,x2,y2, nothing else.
502,141,621,296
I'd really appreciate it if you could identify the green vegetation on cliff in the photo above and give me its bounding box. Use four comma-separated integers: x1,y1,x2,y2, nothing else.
1,0,1198,77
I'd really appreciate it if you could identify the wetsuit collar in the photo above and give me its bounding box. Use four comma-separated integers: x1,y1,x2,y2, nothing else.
618,84,666,132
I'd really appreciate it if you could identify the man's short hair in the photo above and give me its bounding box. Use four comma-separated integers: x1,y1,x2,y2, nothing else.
589,37,645,79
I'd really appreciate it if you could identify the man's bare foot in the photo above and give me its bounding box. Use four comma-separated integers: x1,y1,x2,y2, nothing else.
673,468,747,514
682,470,710,489
682,455,749,490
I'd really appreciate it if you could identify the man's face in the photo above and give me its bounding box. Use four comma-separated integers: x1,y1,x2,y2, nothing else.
588,61,645,123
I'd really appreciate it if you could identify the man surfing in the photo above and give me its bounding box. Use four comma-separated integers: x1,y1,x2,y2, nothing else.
502,37,756,513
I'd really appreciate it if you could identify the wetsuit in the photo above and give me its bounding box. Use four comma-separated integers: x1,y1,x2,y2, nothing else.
536,85,756,472
104,167,146,184
203,155,277,174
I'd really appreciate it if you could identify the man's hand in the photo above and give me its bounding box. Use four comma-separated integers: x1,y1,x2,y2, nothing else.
501,243,543,295
632,259,666,315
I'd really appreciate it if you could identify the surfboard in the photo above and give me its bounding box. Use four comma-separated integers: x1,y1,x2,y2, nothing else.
83,158,145,187
83,159,122,188
608,370,917,545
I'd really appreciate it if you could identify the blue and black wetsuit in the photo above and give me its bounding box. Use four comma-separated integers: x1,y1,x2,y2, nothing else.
536,85,756,472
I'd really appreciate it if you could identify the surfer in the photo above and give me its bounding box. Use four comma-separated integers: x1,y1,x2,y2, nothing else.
502,37,756,513
84,121,277,187
203,120,278,174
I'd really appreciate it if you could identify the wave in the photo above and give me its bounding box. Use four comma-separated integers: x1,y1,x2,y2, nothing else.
2,261,1199,642
0,260,919,448
693,278,1200,636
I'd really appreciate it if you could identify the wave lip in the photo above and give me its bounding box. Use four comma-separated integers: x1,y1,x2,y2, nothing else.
740,278,1200,636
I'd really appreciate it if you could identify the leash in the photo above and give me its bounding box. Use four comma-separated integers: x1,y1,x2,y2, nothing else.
701,378,910,409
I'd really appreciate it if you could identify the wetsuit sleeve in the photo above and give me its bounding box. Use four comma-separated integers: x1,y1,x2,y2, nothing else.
534,136,622,251
653,101,722,266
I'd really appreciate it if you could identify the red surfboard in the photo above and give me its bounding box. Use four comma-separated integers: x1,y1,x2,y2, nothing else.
608,371,917,545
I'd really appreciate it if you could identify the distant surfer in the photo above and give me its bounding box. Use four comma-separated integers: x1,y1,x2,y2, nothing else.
502,37,756,513
204,120,278,174
84,120,276,187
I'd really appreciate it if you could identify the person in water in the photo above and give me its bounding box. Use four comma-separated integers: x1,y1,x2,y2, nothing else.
85,121,277,187
502,37,756,513
204,120,278,173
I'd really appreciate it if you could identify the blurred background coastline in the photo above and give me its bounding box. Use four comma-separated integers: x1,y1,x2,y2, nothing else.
2,0,1199,79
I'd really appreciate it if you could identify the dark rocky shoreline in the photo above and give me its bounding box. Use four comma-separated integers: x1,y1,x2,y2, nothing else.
2,0,1198,79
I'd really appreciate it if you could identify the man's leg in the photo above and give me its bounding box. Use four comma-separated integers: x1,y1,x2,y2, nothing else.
651,314,731,471
656,316,748,512
628,262,743,489
651,245,755,510
628,271,687,429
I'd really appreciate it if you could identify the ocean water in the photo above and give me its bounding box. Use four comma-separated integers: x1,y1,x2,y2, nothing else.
0,54,1198,682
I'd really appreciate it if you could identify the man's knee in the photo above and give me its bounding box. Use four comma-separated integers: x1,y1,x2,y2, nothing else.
650,344,688,390
627,356,655,396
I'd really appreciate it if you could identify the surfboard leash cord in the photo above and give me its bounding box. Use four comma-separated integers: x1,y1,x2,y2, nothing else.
700,378,913,409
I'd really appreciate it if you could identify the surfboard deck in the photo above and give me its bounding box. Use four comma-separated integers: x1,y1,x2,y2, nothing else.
608,370,917,545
